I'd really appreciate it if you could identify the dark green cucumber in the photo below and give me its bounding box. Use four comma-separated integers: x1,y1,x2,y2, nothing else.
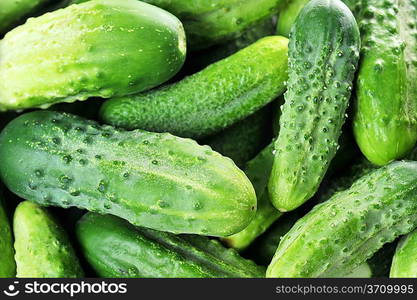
267,161,417,278
352,0,417,166
0,0,54,36
77,213,265,278
268,0,361,212
0,189,15,277
202,104,274,168
14,201,83,278
0,0,186,111
276,0,310,37
73,0,286,51
0,111,256,237
390,229,417,278
222,144,281,251
100,36,288,139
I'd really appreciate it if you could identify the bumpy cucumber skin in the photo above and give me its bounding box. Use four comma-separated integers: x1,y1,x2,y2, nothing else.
0,0,186,111
100,36,288,139
0,0,53,35
77,213,265,278
0,111,256,237
276,0,310,37
268,0,360,212
14,201,83,278
202,105,273,168
222,144,281,251
0,191,15,277
267,161,417,278
73,0,286,50
390,229,417,278
352,0,417,166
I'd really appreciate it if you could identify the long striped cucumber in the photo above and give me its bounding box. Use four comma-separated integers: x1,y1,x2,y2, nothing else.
390,229,417,278
0,111,256,237
221,144,281,251
0,189,15,277
77,213,265,278
73,0,286,51
0,0,186,111
14,201,83,278
268,0,361,212
202,105,274,168
100,36,288,139
352,0,417,166
267,161,417,278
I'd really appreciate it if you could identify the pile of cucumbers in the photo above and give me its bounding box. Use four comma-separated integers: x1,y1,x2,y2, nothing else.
1,0,417,278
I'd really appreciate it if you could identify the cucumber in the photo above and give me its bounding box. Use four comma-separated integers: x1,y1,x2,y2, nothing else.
222,144,281,251
13,201,83,278
352,0,417,166
202,104,274,168
77,213,265,278
73,0,286,51
0,189,15,277
0,0,186,111
0,0,54,36
0,111,256,237
268,0,361,212
267,161,417,278
276,0,310,37
390,229,417,278
100,36,289,139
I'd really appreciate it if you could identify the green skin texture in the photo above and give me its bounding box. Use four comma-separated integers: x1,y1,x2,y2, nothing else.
73,0,287,51
0,0,53,35
268,0,361,212
100,36,289,139
222,144,281,251
0,192,16,277
77,213,265,278
276,0,310,37
0,111,256,237
267,161,417,278
0,0,186,111
352,0,417,166
14,201,83,278
390,229,417,278
202,105,273,169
